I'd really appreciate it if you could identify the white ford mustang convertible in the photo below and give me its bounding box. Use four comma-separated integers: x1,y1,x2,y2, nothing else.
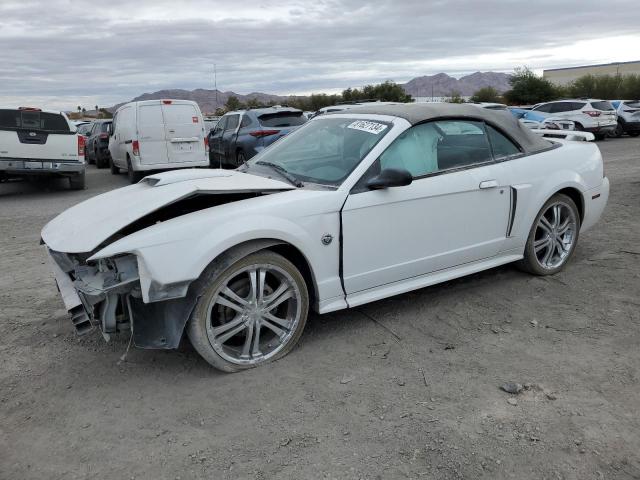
42,103,609,372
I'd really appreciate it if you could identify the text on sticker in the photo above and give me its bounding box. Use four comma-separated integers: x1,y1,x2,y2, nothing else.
347,121,388,134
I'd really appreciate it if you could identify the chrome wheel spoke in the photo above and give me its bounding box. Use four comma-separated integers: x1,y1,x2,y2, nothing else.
214,319,247,345
534,236,550,253
220,286,249,309
539,216,553,234
262,311,291,330
241,322,254,358
262,282,294,311
551,204,562,228
541,241,554,266
248,268,260,304
557,218,571,235
261,317,288,338
251,323,262,356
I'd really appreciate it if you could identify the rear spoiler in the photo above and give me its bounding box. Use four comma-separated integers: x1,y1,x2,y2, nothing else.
530,129,595,142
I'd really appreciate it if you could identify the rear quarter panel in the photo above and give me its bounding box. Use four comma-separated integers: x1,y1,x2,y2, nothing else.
502,140,604,251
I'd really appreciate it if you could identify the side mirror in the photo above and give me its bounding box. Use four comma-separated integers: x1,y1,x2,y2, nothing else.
366,168,413,190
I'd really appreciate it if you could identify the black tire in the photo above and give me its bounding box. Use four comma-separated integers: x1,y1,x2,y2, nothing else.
109,157,119,174
236,150,246,166
629,132,640,137
95,149,106,168
613,122,624,138
517,193,580,276
127,156,142,184
594,133,606,141
68,172,86,190
187,250,309,372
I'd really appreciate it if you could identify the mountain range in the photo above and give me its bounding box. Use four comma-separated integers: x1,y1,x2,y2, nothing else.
109,72,512,113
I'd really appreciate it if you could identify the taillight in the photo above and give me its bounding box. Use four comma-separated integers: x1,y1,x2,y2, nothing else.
162,100,172,105
99,133,108,139
249,129,280,138
77,135,85,157
204,136,209,153
584,110,601,117
132,140,140,156
19,106,41,111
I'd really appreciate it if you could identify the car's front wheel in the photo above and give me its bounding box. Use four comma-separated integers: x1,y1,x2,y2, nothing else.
187,251,309,372
518,193,580,275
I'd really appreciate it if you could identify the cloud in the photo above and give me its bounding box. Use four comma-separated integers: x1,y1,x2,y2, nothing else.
1,0,638,110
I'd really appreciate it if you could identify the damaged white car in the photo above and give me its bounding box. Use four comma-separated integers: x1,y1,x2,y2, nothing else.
42,104,609,372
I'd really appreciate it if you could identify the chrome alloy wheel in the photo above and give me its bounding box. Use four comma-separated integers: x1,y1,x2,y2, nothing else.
205,263,302,366
533,201,578,269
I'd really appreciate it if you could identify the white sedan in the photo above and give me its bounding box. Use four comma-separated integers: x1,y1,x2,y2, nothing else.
42,103,609,372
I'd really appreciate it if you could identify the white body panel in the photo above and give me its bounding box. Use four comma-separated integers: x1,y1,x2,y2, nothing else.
109,100,208,172
44,113,609,314
0,109,81,162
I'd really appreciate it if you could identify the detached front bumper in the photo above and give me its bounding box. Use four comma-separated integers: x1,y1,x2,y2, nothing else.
1,158,85,176
47,248,198,349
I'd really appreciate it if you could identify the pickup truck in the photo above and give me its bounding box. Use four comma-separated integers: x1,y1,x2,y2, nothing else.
0,107,86,189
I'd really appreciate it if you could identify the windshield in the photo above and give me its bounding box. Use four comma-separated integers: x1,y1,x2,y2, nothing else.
246,116,392,186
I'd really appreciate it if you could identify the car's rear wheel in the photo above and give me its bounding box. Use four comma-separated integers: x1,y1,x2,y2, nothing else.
629,131,640,137
236,150,246,166
109,157,119,174
95,148,106,168
68,172,86,190
187,251,309,372
613,122,624,138
127,156,142,184
517,193,580,275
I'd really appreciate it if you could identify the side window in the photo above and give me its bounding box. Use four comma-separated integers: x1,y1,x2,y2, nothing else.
533,104,552,113
549,103,568,113
378,120,492,179
214,116,228,133
225,114,239,131
486,125,521,159
240,115,252,128
379,122,440,177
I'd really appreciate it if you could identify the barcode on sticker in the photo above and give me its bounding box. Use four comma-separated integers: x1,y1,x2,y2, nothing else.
347,120,388,134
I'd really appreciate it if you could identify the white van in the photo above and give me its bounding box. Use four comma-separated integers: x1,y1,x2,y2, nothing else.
109,99,209,183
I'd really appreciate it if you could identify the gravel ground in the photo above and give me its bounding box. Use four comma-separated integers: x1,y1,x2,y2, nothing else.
1,138,639,480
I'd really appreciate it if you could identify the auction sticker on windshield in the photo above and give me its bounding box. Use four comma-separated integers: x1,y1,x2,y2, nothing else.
347,120,388,135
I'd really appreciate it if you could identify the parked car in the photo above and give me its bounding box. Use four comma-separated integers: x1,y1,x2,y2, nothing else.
203,116,220,134
0,107,85,189
313,101,401,118
524,99,616,139
473,102,509,111
75,121,93,136
84,119,112,168
109,99,209,183
42,103,609,371
610,100,640,137
208,106,306,168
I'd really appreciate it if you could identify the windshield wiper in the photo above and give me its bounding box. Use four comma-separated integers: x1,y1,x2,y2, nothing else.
255,161,303,187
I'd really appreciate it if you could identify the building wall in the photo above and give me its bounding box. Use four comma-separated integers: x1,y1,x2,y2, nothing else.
544,61,640,86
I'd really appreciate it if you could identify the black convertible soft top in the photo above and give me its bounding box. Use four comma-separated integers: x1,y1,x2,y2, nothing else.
329,103,553,154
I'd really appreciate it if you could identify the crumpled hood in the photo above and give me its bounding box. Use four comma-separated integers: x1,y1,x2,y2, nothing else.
41,169,294,253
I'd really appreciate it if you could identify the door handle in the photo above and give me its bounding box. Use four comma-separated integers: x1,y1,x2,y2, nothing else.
479,180,499,189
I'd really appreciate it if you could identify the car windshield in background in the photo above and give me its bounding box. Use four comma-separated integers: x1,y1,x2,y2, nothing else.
100,122,111,133
258,111,306,127
624,101,640,109
247,117,392,186
77,123,92,134
591,101,614,111
0,109,70,132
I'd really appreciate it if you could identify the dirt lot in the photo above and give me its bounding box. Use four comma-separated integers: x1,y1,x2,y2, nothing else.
1,138,639,480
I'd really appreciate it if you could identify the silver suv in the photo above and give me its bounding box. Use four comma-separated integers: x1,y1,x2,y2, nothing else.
526,99,617,140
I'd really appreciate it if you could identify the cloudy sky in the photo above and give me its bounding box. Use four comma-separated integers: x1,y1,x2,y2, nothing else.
1,0,639,110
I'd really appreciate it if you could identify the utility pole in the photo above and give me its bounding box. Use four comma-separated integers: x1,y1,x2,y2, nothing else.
214,64,218,110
